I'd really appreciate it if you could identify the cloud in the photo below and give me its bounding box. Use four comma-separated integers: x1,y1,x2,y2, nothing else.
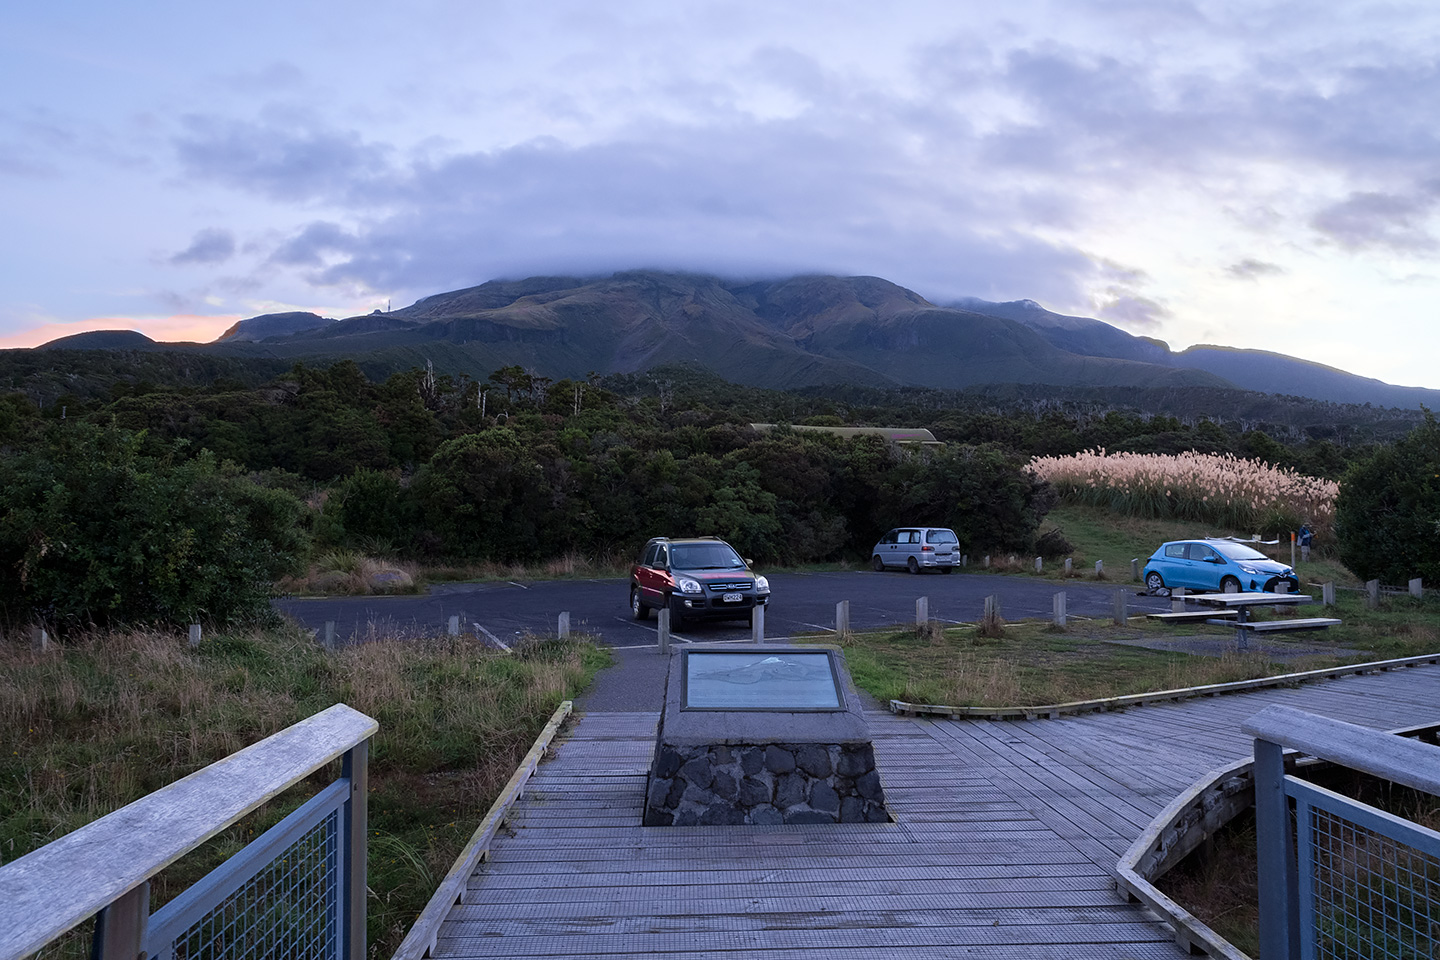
1094,290,1171,329
0,313,238,349
1226,258,1285,280
1310,188,1440,253
170,228,237,265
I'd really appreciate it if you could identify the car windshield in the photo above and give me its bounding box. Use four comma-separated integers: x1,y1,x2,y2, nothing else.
926,529,958,544
1211,542,1269,561
670,543,746,570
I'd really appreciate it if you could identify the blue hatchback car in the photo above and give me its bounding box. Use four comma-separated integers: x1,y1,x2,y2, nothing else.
1142,540,1298,595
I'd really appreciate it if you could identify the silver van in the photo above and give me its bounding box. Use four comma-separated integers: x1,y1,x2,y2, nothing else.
870,527,960,573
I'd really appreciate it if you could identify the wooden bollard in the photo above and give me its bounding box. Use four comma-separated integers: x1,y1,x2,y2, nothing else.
1130,558,1140,581
983,555,990,569
961,554,968,567
1095,559,1104,577
1113,590,1128,625
1034,557,1043,574
558,611,570,638
1052,592,1067,627
188,623,202,649
1064,558,1072,577
31,625,49,652
1273,580,1289,614
983,595,1000,620
1366,579,1380,609
916,596,929,627
835,600,850,637
1322,581,1335,607
751,605,765,644
658,608,671,653
1411,578,1424,599
447,614,460,637
322,621,336,651
1171,587,1186,613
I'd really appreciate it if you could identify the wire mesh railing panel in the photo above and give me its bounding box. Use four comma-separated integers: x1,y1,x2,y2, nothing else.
1297,788,1440,960
161,809,340,960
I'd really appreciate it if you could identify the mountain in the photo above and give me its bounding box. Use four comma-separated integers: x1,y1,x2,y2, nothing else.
217,311,332,342
29,270,1435,407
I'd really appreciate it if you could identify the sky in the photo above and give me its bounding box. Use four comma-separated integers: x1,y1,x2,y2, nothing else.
3,1,1439,387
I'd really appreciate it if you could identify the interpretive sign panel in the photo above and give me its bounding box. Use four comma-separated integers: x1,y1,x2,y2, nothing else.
683,651,842,711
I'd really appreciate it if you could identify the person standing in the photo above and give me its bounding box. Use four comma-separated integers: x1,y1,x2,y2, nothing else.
1298,524,1313,562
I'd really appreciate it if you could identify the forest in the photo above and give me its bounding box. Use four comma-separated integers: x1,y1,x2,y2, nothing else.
0,349,1416,626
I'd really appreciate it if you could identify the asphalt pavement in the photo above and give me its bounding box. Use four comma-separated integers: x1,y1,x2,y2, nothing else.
273,569,1173,649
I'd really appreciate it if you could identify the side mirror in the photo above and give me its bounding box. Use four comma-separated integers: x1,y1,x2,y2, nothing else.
745,559,755,567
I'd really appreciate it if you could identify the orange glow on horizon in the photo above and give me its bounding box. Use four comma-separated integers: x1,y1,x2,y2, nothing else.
0,314,242,350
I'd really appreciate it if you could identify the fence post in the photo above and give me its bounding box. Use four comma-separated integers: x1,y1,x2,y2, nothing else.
915,597,929,628
1322,581,1335,607
751,605,765,644
558,611,570,638
31,625,48,652
1052,592,1066,627
1366,579,1380,609
835,600,850,637
1113,589,1128,625
188,624,202,649
1410,577,1424,599
1253,737,1300,960
657,608,671,653
1034,557,1043,574
1130,558,1139,581
323,621,336,651
983,595,1000,621
92,881,148,960
1171,586,1186,613
1094,559,1104,577
1064,558,1072,577
342,738,369,960
1290,532,1296,569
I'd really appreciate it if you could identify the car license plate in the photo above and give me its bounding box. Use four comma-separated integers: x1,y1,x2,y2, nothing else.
722,592,742,603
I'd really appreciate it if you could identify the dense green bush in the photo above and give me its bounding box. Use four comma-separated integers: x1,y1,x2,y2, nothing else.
1335,413,1440,584
0,423,306,626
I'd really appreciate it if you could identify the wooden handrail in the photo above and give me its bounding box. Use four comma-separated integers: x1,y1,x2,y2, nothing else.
0,703,378,960
1242,704,1440,796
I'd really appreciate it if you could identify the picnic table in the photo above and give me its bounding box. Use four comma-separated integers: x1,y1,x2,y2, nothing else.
1185,591,1340,649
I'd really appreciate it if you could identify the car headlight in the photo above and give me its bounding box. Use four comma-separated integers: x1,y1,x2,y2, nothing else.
755,575,769,594
675,577,703,595
1238,564,1261,574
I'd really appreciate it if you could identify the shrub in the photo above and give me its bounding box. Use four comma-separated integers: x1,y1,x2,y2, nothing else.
1335,413,1440,585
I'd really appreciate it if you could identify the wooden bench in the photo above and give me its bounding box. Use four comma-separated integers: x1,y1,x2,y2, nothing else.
1148,610,1238,623
1208,617,1343,633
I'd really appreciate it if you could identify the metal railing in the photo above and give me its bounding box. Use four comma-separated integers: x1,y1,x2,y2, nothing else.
0,704,377,960
1244,705,1440,960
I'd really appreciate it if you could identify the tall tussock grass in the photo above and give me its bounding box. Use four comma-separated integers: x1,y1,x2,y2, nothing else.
1030,449,1338,538
0,625,609,958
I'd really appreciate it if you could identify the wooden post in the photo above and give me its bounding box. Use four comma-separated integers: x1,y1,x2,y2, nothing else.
1171,586,1186,613
323,621,336,651
1273,579,1289,614
751,605,765,644
1052,592,1067,627
1322,581,1335,607
447,615,460,637
1034,557,1043,574
1113,589,1128,625
835,600,850,637
983,595,999,620
1410,577,1423,599
30,625,48,652
657,608,671,654
960,554,968,567
557,611,570,638
188,623,202,649
982,555,990,569
915,596,929,628
1095,559,1104,577
1130,558,1140,581
1290,532,1296,569
91,881,148,960
342,739,369,960
1366,579,1380,609
1254,738,1299,960
1064,558,1072,577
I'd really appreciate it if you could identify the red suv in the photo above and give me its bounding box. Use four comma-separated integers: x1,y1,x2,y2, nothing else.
629,536,770,628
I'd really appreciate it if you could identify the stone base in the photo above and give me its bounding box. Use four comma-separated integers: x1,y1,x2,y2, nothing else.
644,740,889,826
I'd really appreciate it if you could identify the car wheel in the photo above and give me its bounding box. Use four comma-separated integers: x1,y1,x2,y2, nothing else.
1145,572,1166,594
630,587,650,620
1221,576,1241,594
907,557,920,574
872,555,885,572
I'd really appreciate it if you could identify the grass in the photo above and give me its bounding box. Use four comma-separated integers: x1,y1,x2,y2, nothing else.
0,625,611,959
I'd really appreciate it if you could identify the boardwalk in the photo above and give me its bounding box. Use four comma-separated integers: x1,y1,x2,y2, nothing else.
435,667,1440,959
